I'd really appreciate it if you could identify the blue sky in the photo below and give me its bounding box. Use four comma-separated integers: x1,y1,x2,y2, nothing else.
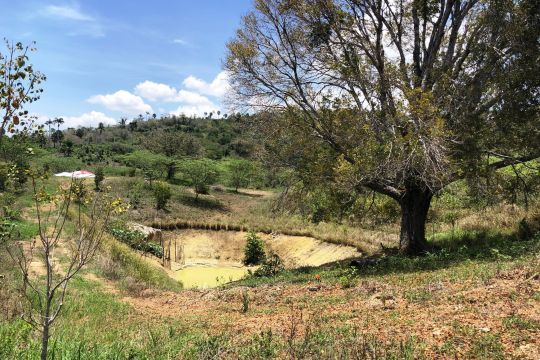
0,0,252,128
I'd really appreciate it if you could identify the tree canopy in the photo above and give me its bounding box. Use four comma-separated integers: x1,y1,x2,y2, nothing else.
226,0,540,254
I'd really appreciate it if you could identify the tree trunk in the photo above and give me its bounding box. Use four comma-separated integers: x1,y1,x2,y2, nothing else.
41,321,49,360
399,187,433,255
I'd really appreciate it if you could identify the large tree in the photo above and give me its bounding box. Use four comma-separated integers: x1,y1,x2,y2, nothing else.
225,0,540,254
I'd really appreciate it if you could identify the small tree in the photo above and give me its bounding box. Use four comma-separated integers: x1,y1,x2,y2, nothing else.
228,160,255,192
94,166,104,191
3,172,123,360
243,231,265,265
0,40,46,143
180,159,219,199
153,181,172,210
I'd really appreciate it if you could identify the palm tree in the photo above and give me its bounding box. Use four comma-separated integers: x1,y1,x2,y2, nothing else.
119,117,127,128
54,117,64,132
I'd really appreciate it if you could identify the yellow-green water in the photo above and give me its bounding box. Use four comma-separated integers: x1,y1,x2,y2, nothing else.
174,266,248,289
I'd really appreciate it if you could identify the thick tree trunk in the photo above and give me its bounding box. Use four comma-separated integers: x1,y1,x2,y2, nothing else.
398,188,433,255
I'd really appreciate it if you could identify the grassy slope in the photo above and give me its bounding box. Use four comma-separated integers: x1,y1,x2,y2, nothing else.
1,172,539,358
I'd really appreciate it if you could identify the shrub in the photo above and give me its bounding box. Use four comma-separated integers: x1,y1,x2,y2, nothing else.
0,162,9,192
39,155,85,173
152,182,172,210
243,231,265,265
339,267,359,289
94,167,104,191
128,180,145,209
517,212,540,240
254,253,284,277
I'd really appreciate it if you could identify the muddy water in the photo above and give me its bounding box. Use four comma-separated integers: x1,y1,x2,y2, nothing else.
173,266,248,289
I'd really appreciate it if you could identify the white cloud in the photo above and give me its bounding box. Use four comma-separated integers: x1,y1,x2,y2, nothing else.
175,90,215,106
135,81,178,102
45,5,94,21
172,38,189,46
43,4,104,37
182,71,230,97
63,111,117,128
88,90,152,115
92,71,227,119
134,81,216,109
171,103,218,117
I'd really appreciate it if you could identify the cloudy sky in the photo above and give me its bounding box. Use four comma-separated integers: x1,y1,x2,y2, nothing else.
0,0,252,128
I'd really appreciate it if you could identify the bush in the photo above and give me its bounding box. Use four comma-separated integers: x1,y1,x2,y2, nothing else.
39,155,85,173
254,253,284,277
243,231,265,265
339,267,359,289
518,213,540,240
0,162,9,192
152,182,172,210
94,167,104,191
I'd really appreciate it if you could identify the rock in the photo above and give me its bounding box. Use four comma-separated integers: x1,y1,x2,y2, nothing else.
128,223,163,244
368,293,396,309
308,285,321,292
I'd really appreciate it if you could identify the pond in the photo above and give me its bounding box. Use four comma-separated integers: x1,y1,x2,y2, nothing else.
173,265,248,289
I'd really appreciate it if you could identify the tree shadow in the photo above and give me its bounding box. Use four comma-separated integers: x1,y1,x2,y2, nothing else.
346,229,539,278
178,194,228,211
225,189,264,198
243,229,539,284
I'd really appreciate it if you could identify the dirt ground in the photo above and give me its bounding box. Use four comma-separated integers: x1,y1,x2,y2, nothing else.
115,265,540,359
166,229,362,268
163,229,362,288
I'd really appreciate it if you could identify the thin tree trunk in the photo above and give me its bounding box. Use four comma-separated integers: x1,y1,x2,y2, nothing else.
399,187,433,255
41,320,50,360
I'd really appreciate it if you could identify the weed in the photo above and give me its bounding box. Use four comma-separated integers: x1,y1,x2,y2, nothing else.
503,315,540,330
241,290,250,313
468,333,504,360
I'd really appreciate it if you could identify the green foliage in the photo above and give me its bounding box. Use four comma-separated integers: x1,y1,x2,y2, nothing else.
227,159,255,191
108,227,163,258
144,130,202,157
179,159,219,197
60,139,73,156
518,213,540,240
119,150,168,179
152,181,172,210
39,154,85,173
339,266,359,289
243,231,265,265
0,162,9,191
94,166,104,191
254,253,284,277
0,40,46,136
127,180,145,209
